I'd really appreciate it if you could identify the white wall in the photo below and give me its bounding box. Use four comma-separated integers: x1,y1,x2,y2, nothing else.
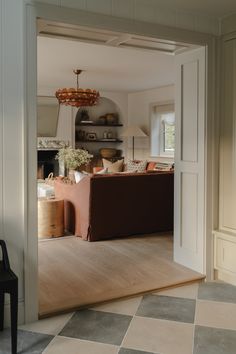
221,13,236,35
100,91,128,127
38,87,75,145
0,0,27,324
127,85,174,161
38,88,128,154
214,28,236,285
38,84,174,162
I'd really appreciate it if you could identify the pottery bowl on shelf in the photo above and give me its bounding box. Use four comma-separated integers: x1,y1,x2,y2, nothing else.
106,113,118,125
100,148,117,158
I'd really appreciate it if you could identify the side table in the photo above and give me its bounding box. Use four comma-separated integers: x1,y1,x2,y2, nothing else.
38,197,64,238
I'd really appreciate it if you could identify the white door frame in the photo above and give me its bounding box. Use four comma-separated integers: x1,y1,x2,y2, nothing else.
24,2,218,322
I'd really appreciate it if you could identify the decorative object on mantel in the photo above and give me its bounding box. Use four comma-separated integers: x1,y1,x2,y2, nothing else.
97,113,119,125
98,115,106,125
76,129,86,141
80,109,90,121
86,132,97,141
107,129,113,139
55,146,93,181
75,108,95,125
55,70,100,107
106,113,118,125
45,172,55,186
121,125,148,160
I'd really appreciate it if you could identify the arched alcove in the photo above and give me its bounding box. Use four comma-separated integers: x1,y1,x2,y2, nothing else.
75,96,121,124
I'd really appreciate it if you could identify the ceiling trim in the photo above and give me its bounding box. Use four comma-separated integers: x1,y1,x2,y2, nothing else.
38,19,198,55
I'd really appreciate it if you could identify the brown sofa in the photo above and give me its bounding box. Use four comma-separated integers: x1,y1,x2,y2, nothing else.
54,171,174,241
93,161,174,173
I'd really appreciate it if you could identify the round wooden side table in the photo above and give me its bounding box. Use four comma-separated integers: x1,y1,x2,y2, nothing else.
38,197,64,239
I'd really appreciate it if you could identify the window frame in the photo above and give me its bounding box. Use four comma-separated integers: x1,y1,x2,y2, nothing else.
150,101,175,158
159,110,175,157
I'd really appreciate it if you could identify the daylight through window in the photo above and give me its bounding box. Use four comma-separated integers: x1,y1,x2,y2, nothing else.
150,103,175,157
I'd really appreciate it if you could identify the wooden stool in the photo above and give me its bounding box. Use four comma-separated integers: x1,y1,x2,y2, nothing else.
0,240,18,354
38,198,64,238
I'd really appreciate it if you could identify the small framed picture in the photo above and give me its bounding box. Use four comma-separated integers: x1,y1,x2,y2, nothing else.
86,132,97,141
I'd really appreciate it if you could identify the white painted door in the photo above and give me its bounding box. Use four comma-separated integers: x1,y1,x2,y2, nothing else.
174,47,206,273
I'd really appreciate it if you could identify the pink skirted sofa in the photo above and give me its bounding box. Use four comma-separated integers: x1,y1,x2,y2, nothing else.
54,171,174,241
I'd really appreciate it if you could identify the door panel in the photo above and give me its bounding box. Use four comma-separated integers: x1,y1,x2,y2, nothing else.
181,172,198,251
181,61,199,162
174,47,206,273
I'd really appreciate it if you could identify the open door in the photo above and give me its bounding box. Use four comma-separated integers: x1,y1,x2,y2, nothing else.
174,47,206,273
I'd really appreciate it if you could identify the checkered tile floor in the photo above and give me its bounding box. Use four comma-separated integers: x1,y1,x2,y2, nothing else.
1,282,236,354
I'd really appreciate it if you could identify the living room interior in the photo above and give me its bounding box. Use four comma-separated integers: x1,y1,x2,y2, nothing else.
3,2,236,354
36,22,205,317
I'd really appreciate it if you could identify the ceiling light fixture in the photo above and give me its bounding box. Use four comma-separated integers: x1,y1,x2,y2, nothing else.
55,69,100,107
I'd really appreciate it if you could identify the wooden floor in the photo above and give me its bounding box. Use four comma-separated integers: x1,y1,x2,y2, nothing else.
38,233,204,317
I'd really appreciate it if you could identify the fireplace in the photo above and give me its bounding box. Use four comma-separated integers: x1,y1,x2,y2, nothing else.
37,149,59,179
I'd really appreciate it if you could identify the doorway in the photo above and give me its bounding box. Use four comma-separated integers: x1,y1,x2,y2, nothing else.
36,22,206,317
25,3,215,323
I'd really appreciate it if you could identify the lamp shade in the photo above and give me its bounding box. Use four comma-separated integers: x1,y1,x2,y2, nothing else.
121,125,148,137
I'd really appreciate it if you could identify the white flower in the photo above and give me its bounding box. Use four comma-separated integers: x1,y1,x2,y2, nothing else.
56,146,93,170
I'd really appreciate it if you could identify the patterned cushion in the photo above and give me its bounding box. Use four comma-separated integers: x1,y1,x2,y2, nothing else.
147,161,157,171
127,160,147,172
102,159,124,173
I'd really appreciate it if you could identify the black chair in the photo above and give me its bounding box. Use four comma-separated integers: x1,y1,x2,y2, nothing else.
0,240,18,354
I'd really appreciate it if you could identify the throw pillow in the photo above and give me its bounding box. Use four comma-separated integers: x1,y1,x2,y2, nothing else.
102,159,124,173
146,161,156,171
127,160,147,172
74,171,87,183
96,167,108,174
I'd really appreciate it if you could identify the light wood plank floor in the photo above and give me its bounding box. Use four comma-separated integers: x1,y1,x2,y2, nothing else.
38,233,204,317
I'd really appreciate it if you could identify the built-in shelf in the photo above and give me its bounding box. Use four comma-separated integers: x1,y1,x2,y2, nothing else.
76,123,123,127
76,139,123,143
75,97,123,159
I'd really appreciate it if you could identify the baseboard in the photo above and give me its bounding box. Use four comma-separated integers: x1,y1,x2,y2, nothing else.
4,299,25,328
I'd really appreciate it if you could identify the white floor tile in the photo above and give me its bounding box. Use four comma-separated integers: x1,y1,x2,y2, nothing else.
91,297,142,316
122,316,194,354
153,283,199,299
43,336,119,354
195,300,236,330
20,312,74,335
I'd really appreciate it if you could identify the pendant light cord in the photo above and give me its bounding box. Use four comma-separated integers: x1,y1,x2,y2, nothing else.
76,72,79,90
73,69,82,90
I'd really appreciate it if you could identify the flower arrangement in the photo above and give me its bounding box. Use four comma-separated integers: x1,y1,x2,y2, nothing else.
56,146,93,170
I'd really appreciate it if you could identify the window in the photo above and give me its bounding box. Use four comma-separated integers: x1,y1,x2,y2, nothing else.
150,103,175,157
160,111,175,155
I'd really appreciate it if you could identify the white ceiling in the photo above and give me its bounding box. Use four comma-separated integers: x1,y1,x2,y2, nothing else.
150,0,236,18
37,36,176,93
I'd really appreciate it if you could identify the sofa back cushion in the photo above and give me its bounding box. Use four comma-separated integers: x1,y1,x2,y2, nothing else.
147,161,156,171
102,158,124,172
126,159,147,172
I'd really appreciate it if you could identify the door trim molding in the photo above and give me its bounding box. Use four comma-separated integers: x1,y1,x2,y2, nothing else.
24,2,217,322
